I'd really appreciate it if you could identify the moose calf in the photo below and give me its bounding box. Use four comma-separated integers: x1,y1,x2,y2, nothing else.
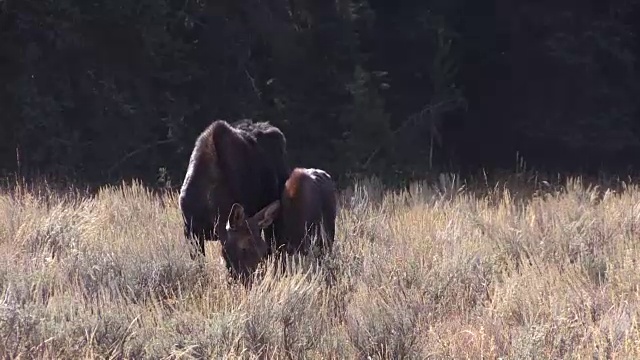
221,167,337,279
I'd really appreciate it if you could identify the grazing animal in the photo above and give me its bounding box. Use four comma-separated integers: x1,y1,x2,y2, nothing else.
178,119,290,259
223,201,281,279
223,167,337,279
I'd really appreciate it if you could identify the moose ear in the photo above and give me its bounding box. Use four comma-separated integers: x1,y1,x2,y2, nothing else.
227,203,246,230
253,200,281,229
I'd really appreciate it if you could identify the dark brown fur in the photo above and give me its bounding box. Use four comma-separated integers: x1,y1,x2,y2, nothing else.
279,168,337,256
223,201,280,280
178,119,290,260
223,167,337,279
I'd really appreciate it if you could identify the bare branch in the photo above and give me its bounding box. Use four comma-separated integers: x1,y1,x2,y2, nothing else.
245,68,262,100
361,98,464,169
107,139,173,177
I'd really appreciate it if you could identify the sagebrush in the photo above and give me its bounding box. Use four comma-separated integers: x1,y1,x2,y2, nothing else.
1,176,640,359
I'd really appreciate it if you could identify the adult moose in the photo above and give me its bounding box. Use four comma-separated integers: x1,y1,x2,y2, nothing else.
223,167,338,279
178,119,290,260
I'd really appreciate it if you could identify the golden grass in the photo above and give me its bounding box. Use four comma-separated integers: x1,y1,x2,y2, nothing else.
1,176,640,359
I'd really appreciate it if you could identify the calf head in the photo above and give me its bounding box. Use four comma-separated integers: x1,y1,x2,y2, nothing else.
222,201,281,278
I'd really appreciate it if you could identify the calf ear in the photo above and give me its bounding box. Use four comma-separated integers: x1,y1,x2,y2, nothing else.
227,203,246,230
253,200,281,229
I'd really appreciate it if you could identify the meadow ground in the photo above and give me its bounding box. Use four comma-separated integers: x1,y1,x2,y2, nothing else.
1,174,640,359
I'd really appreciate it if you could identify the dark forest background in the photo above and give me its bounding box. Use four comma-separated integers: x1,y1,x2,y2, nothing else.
1,0,640,188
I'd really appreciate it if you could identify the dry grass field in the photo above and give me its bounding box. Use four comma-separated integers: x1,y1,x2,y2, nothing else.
1,174,640,359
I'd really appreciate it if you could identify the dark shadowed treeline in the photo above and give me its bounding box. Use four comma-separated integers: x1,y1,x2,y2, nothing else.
1,0,639,187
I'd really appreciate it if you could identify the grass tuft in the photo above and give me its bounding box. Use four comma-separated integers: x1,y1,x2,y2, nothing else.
1,174,640,358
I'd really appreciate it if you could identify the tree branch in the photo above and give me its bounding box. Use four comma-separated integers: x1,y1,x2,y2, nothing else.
361,98,463,169
245,67,262,100
107,139,173,177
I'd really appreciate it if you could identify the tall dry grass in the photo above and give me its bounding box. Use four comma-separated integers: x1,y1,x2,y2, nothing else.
1,175,640,359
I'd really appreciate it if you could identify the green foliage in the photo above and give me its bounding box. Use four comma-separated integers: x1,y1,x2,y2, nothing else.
0,0,639,185
338,65,392,176
425,14,467,168
504,4,640,158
